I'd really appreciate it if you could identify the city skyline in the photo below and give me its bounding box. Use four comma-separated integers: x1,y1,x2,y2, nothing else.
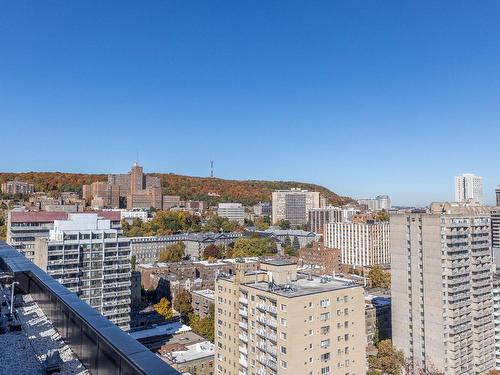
2,1,500,206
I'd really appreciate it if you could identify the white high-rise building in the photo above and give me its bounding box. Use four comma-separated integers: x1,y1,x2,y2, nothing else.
455,173,483,205
324,222,390,266
34,213,132,330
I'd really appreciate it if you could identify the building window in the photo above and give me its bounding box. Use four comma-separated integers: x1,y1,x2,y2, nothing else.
320,312,330,321
320,298,330,307
281,304,287,311
281,346,287,354
281,361,287,369
321,366,330,374
280,332,287,340
321,326,330,335
321,352,330,362
281,318,287,326
320,339,331,348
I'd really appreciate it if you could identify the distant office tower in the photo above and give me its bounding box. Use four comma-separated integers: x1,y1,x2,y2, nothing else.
130,162,143,194
163,195,181,209
34,213,132,330
308,206,359,234
215,259,366,375
455,173,483,205
356,195,391,211
217,203,245,224
1,181,34,195
324,222,390,266
272,188,320,226
391,202,495,374
496,187,500,207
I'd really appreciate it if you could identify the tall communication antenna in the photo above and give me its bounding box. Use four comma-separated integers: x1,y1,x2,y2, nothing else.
210,160,214,178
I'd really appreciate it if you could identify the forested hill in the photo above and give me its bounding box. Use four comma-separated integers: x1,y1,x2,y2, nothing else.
0,172,353,206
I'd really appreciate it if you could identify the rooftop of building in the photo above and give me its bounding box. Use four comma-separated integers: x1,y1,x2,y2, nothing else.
242,273,360,298
158,331,206,351
191,289,215,300
9,210,121,223
260,258,296,266
0,286,88,375
129,321,192,341
164,341,214,365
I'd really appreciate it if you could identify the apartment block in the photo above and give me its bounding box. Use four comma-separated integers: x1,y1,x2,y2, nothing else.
308,206,359,234
299,242,341,276
192,289,216,318
215,259,366,375
253,202,272,217
324,222,390,267
1,181,34,195
217,203,245,224
272,188,321,226
391,202,495,374
33,213,132,330
6,210,121,262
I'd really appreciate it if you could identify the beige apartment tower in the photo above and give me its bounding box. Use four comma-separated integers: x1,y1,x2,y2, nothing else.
215,259,366,375
391,202,495,374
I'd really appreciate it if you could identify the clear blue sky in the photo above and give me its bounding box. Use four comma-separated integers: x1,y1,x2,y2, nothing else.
1,1,500,206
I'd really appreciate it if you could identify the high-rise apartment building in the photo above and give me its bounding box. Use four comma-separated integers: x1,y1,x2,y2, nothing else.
455,173,483,205
496,187,500,207
272,188,321,226
356,195,391,212
391,202,495,374
324,222,390,266
214,259,366,375
493,274,500,370
491,209,500,269
33,213,132,330
309,206,359,234
217,203,245,224
6,210,121,262
1,181,35,195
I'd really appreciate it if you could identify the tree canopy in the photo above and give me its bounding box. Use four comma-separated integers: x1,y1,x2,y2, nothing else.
368,265,391,288
153,297,174,320
173,290,193,321
189,304,215,342
230,236,277,258
368,339,405,375
158,241,186,262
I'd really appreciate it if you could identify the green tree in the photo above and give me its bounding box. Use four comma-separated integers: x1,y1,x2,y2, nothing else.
231,237,277,258
277,219,291,230
173,290,193,321
158,241,186,262
368,340,405,375
368,265,391,288
255,217,269,230
203,215,242,233
189,304,215,342
375,209,390,222
131,255,136,271
153,297,174,320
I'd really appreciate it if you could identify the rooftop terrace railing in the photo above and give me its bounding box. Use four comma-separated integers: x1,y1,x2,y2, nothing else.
0,240,180,375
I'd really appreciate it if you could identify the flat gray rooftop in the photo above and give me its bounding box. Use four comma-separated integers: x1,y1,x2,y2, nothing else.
245,275,358,298
0,290,88,375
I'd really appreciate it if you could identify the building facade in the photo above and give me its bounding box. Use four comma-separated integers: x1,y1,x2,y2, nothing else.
356,195,391,212
324,222,390,267
494,274,500,370
217,203,245,224
6,210,121,262
455,173,483,205
33,213,132,330
1,181,34,195
272,188,321,226
391,202,495,374
214,259,366,375
298,242,341,276
308,206,359,234
191,289,215,319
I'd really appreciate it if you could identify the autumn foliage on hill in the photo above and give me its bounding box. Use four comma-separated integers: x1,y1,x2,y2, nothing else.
0,172,353,206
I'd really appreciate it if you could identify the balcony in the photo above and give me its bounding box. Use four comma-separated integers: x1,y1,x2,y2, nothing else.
239,321,248,330
239,309,248,317
239,296,248,305
239,357,248,368
239,334,249,343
